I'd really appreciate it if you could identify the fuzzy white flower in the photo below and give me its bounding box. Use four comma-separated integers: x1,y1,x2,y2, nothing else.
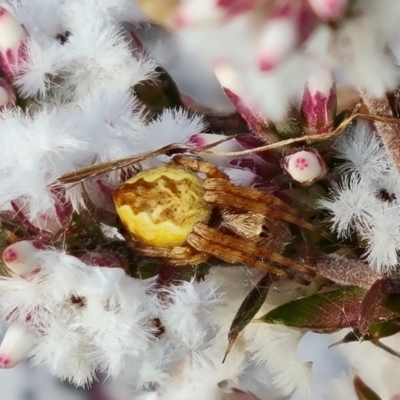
8,0,154,99
320,121,400,271
0,242,222,388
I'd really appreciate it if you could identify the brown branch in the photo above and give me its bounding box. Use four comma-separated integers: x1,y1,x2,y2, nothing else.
311,255,381,289
360,91,400,174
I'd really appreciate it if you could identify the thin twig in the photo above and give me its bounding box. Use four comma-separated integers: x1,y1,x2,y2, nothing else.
193,112,400,157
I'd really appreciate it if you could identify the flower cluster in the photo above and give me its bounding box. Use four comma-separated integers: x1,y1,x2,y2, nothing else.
0,1,318,398
0,240,221,388
0,0,400,399
320,121,400,271
0,241,314,399
174,0,400,121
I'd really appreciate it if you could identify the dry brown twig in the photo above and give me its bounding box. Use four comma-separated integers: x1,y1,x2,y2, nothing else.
193,110,400,157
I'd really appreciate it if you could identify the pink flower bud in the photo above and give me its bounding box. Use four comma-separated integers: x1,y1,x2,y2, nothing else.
257,1,319,72
0,77,16,112
213,61,272,139
308,0,348,20
301,68,337,134
0,7,27,80
119,22,146,59
2,240,43,275
282,148,326,186
0,323,36,369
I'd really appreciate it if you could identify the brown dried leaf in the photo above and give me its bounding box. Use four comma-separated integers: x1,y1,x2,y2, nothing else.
359,279,390,336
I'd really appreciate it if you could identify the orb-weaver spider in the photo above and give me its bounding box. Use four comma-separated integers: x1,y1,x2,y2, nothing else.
112,155,328,283
58,143,331,284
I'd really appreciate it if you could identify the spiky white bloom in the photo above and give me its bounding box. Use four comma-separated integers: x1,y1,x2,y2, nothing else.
320,121,400,271
7,0,154,99
175,0,400,121
0,244,314,399
0,0,208,226
0,243,222,388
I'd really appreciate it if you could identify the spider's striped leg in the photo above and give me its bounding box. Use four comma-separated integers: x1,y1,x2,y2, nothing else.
204,179,333,241
188,223,315,284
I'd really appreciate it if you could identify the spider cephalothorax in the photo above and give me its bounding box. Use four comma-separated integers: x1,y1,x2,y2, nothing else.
113,155,322,283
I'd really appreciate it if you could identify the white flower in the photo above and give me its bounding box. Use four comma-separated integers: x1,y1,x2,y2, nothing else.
9,0,154,99
0,243,222,388
320,121,400,271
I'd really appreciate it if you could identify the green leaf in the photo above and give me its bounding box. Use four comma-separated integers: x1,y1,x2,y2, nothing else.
330,317,400,346
353,375,382,400
383,291,400,314
260,286,400,333
223,273,272,362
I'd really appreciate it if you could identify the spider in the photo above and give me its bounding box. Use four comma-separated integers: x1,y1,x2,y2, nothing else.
112,155,327,283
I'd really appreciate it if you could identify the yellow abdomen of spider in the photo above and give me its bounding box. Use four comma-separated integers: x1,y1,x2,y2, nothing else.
113,165,212,247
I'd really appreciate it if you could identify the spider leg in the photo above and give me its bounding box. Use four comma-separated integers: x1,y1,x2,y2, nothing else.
204,179,333,241
205,178,298,215
188,223,315,284
134,244,209,266
172,155,230,179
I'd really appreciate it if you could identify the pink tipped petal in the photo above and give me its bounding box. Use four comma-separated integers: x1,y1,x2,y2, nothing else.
257,2,300,72
258,18,297,72
120,22,146,59
257,1,319,72
301,68,337,134
0,7,27,79
213,61,243,96
213,61,271,137
308,0,348,20
282,148,327,186
0,323,36,368
2,241,39,275
0,7,26,51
